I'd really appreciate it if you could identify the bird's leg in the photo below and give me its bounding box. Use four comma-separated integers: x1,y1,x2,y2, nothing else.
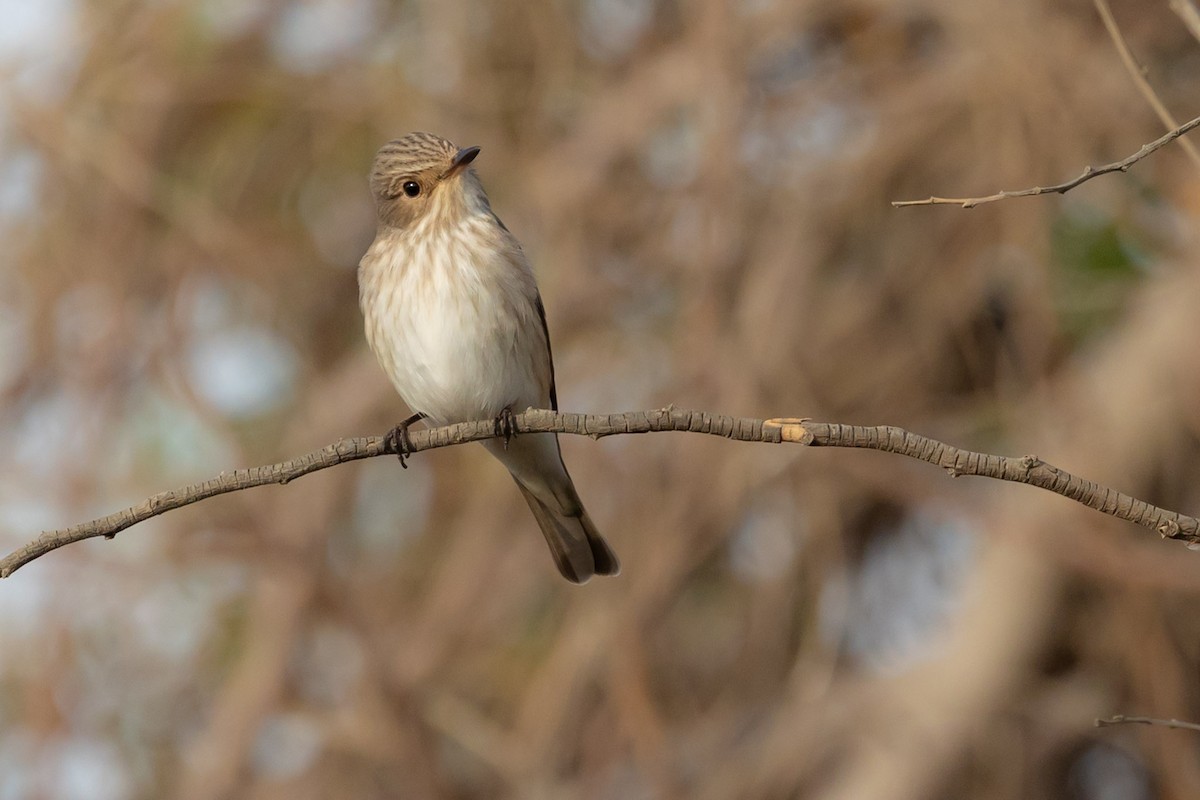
494,406,518,451
383,412,426,469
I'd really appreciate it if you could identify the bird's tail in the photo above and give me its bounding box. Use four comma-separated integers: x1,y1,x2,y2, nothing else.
514,479,620,584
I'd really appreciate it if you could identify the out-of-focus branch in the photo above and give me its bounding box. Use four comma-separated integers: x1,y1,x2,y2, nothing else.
892,114,1200,208
1096,715,1200,733
5,407,1199,578
1093,0,1200,172
1171,0,1200,43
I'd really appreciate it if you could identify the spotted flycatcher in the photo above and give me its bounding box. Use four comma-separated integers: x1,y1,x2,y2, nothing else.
357,132,619,583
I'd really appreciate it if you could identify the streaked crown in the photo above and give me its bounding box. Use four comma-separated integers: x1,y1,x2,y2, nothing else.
368,132,484,229
370,133,457,195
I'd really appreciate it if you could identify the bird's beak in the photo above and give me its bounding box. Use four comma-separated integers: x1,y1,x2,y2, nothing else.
443,146,481,179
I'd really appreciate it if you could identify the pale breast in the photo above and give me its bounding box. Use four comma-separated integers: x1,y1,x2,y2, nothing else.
358,218,550,424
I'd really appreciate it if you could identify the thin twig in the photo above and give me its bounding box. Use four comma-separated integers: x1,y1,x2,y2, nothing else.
895,0,1200,209
1096,715,1200,733
892,114,1200,208
4,408,1199,579
1093,0,1200,173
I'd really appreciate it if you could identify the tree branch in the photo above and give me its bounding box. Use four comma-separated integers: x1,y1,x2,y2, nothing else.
1092,0,1200,174
1096,715,1200,733
892,114,1200,208
5,407,1198,579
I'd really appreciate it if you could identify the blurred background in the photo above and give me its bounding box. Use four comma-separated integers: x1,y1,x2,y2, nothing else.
1,0,1199,797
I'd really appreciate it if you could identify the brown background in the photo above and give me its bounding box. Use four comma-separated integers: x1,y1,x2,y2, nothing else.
1,0,1199,797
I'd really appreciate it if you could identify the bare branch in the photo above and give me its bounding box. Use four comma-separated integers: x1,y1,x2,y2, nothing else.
5,407,1199,579
892,114,1200,208
1096,715,1200,733
894,0,1200,209
1093,0,1200,173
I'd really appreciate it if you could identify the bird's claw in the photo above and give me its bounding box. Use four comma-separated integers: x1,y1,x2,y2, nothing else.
383,421,416,469
494,408,518,450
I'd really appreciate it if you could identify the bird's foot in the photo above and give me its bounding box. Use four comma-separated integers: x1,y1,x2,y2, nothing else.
383,412,425,469
494,407,518,450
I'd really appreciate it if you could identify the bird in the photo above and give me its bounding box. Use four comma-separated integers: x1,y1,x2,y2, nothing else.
357,132,620,583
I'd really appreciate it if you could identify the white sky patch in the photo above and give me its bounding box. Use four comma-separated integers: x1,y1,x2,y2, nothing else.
825,509,979,674
0,0,74,59
581,0,655,61
186,326,298,418
270,0,379,73
44,736,132,800
253,713,324,780
729,489,804,582
0,149,43,220
0,0,80,95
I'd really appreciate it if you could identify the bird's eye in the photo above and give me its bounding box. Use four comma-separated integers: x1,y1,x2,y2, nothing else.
402,181,421,198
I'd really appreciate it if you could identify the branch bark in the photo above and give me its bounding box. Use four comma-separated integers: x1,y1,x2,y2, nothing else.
1096,715,1200,733
5,407,1198,578
892,114,1200,208
1092,0,1200,173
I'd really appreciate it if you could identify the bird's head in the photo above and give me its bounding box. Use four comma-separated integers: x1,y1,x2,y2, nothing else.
369,132,484,230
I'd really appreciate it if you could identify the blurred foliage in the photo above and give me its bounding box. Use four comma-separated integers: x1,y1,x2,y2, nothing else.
1051,204,1146,340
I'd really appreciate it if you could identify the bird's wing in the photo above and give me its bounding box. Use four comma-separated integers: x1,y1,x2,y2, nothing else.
534,292,558,411
491,206,557,411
